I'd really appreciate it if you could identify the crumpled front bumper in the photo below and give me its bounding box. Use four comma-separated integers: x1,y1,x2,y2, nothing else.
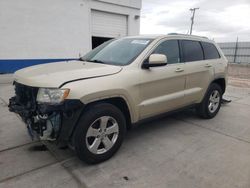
8,83,84,145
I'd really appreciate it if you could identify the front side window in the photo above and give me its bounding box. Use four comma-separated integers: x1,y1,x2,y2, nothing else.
81,38,152,66
201,42,220,60
152,40,180,64
181,40,204,62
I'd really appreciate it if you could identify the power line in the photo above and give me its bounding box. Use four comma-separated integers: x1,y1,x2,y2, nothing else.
189,7,199,35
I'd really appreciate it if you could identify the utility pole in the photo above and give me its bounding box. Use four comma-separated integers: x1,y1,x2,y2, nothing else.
189,7,199,35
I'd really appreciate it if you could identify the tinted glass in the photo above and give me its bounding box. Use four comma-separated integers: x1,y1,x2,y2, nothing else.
181,40,204,62
201,42,220,59
153,40,180,64
81,38,152,66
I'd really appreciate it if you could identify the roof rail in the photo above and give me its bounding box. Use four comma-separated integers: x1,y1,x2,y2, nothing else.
167,33,208,39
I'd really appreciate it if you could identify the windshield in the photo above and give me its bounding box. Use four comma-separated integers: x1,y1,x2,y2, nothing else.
81,38,153,66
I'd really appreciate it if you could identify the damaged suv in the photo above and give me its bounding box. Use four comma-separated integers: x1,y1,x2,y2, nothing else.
9,34,228,164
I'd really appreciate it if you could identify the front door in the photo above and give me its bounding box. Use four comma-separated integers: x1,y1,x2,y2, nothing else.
138,40,186,119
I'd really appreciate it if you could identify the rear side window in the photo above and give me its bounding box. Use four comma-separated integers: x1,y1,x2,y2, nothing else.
181,40,204,62
153,40,180,64
201,42,220,59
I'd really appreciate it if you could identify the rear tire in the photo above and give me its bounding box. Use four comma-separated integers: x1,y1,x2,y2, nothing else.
73,103,126,164
196,83,222,119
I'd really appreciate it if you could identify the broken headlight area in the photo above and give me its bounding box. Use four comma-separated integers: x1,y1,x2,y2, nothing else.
9,82,83,142
37,88,70,104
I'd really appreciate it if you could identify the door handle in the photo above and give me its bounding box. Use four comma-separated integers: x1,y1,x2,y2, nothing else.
205,64,212,67
175,68,184,72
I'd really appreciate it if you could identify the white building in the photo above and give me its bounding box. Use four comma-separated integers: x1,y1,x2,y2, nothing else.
0,0,141,73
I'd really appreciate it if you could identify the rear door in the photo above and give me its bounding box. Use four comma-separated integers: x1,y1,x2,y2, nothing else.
180,40,214,104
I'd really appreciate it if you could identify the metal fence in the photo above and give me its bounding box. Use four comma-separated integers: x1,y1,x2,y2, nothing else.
218,42,250,64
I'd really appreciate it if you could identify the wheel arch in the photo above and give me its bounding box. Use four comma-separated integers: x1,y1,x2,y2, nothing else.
198,77,226,104
211,78,226,94
83,97,133,130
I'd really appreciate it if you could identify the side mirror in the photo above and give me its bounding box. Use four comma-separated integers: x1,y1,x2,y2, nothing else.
142,54,167,69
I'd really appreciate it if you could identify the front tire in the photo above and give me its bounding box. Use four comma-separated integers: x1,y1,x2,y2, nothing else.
196,83,222,119
73,103,126,164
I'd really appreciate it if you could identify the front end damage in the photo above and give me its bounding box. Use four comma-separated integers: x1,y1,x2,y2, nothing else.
8,82,84,145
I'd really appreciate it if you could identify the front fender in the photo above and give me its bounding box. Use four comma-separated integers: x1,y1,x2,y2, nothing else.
80,90,138,123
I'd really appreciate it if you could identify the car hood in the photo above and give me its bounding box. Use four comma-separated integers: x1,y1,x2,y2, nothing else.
14,60,122,88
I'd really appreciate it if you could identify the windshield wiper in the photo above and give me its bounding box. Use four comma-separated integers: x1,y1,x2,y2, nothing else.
79,58,86,61
88,59,107,64
79,58,109,64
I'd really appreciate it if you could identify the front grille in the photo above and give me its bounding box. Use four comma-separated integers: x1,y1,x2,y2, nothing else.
14,82,38,106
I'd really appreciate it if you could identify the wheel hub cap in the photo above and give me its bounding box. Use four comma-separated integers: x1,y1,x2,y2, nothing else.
86,116,119,154
208,90,220,113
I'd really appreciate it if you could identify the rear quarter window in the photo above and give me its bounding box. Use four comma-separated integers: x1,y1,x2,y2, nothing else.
181,40,204,62
201,42,220,60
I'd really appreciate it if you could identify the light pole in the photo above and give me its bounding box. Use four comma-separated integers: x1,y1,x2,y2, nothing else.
189,7,199,35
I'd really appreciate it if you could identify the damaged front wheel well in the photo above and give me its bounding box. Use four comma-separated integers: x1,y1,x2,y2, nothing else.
82,97,132,130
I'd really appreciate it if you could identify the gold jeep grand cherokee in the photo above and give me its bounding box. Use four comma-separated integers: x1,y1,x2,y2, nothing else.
9,34,228,164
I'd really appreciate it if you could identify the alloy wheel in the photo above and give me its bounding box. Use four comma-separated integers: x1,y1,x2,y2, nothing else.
86,116,119,154
208,90,220,113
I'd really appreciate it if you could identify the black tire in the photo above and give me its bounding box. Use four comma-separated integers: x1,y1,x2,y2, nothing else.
196,83,222,119
73,103,126,164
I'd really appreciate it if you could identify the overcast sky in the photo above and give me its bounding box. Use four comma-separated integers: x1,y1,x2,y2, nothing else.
140,0,250,42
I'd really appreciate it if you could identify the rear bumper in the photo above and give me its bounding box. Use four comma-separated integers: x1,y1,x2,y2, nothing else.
9,96,84,145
